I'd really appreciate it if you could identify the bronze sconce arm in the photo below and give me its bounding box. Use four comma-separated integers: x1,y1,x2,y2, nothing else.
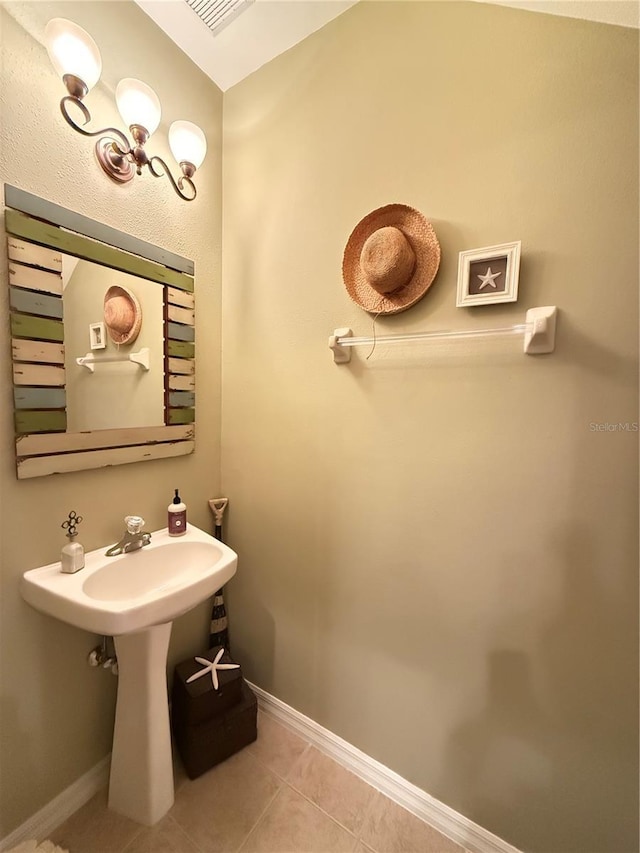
148,157,196,203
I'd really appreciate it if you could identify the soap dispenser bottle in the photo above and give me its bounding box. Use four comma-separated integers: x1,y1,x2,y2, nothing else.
168,489,187,536
61,511,85,573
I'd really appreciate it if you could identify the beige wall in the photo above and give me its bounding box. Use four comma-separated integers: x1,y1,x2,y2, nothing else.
221,3,638,852
0,1,223,837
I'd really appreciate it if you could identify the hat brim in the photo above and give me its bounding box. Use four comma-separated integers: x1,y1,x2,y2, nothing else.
103,285,142,346
342,204,441,315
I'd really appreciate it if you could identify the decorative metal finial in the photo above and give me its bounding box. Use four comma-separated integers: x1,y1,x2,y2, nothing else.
61,510,83,540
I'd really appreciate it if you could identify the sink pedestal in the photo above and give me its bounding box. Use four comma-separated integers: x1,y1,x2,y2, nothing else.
109,623,174,825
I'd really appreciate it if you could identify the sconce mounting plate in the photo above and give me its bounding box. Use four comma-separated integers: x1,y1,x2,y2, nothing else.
95,138,134,184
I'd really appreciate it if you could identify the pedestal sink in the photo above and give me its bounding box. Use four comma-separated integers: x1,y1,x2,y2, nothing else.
20,523,238,826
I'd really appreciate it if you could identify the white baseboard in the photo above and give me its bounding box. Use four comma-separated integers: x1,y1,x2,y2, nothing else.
0,756,110,852
246,681,521,853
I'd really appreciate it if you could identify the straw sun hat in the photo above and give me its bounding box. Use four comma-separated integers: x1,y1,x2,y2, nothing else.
103,285,142,345
342,204,441,315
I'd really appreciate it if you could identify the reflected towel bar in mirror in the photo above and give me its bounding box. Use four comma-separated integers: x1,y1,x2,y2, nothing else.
76,347,150,373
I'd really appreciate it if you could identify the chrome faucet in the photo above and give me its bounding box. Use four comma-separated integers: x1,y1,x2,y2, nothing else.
105,516,151,557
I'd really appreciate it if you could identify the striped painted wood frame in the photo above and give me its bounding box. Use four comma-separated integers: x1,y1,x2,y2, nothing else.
5,185,196,478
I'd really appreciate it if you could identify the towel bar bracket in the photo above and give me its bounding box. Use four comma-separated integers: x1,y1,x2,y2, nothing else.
328,327,352,364
523,306,557,354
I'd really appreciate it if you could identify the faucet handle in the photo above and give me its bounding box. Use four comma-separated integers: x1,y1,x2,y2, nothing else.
125,515,145,534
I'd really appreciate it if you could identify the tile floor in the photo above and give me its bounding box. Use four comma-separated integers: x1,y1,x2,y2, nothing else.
51,711,467,853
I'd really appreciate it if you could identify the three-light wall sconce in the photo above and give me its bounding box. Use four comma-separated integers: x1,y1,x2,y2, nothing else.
45,18,207,201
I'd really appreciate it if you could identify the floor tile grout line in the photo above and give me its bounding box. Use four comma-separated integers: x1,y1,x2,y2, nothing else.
161,813,205,853
280,777,360,844
244,737,313,785
168,789,222,853
284,741,314,783
121,822,149,853
236,778,361,853
168,770,281,853
355,782,380,848
292,745,382,844
171,724,313,853
234,783,287,853
165,812,209,853
246,731,380,849
270,741,380,848
169,761,284,853
241,736,366,851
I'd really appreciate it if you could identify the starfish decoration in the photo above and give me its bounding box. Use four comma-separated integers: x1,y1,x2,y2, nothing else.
477,267,502,290
186,648,240,690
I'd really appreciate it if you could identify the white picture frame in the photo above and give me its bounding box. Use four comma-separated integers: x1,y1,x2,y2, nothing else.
456,241,521,307
89,321,106,350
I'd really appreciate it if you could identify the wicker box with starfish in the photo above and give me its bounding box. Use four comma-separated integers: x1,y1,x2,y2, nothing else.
171,645,257,779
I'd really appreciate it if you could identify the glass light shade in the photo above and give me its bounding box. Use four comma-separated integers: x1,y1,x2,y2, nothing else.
44,18,102,91
169,121,207,169
115,78,161,136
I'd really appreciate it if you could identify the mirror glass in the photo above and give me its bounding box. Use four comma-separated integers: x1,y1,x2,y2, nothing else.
62,256,165,431
5,184,196,479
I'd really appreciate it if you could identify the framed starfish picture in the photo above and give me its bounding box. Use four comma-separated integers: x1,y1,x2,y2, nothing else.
456,241,521,307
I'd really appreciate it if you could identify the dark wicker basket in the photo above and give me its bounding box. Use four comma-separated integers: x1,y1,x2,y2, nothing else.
172,680,258,779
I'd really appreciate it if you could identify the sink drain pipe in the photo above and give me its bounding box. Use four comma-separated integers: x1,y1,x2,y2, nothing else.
208,498,230,651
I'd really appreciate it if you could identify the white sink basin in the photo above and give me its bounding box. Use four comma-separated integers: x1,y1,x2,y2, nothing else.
21,523,237,636
20,522,238,827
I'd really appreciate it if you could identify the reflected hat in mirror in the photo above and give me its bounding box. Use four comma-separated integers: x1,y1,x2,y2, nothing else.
342,203,441,314
103,285,142,345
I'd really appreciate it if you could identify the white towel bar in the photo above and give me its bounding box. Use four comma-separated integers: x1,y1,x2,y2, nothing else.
329,306,557,364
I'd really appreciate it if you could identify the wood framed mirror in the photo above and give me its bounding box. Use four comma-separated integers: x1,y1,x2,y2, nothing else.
5,185,195,479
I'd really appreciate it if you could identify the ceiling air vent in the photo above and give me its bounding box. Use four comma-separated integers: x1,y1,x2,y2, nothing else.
184,0,255,36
